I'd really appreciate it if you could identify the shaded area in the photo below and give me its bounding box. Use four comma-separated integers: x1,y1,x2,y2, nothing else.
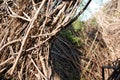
50,35,81,80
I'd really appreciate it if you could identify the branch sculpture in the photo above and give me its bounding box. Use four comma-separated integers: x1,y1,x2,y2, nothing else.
0,0,91,79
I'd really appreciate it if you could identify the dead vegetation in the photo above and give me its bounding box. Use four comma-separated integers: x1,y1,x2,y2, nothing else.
0,0,120,80
80,0,120,79
0,0,91,80
95,0,120,61
78,22,111,80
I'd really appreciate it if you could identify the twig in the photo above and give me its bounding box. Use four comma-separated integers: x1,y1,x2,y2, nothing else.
31,29,59,38
85,31,99,71
39,50,47,78
40,0,51,34
18,61,24,80
30,70,41,79
0,39,21,51
8,7,31,22
87,31,98,57
26,37,51,51
29,55,48,80
23,12,31,20
0,56,14,66
52,3,66,25
0,29,9,47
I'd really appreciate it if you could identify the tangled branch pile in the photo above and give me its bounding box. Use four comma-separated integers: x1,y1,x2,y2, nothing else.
0,0,91,80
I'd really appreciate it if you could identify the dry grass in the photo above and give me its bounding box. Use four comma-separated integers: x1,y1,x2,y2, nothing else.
80,0,120,79
95,0,120,61
78,23,112,80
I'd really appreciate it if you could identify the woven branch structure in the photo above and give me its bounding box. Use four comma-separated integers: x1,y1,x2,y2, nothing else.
0,0,91,79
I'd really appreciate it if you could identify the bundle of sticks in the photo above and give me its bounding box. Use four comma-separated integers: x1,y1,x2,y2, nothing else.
0,0,91,79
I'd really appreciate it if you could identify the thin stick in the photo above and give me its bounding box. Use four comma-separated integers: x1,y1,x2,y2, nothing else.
30,33,54,38
26,37,51,51
39,50,47,78
0,39,21,51
29,55,48,80
0,56,14,66
8,7,31,22
0,29,9,47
